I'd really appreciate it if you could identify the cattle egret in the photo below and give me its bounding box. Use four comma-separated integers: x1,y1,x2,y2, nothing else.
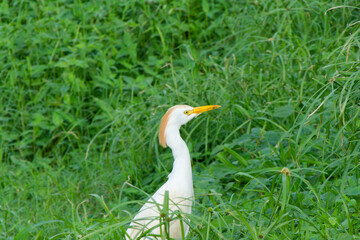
126,104,221,240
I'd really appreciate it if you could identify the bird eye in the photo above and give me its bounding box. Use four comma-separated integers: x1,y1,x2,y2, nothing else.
184,110,190,115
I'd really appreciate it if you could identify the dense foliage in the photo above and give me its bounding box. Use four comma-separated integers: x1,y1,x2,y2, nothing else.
0,0,359,239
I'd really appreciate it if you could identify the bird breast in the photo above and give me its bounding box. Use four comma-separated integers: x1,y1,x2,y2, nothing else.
126,181,194,240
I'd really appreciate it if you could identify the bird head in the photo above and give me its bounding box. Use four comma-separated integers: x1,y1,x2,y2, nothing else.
159,105,221,148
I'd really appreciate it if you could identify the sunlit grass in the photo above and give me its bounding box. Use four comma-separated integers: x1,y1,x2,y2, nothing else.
0,0,359,239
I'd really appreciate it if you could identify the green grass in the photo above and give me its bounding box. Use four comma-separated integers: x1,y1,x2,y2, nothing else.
1,0,360,239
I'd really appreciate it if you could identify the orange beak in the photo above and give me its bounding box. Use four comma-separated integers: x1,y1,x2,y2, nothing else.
189,105,221,115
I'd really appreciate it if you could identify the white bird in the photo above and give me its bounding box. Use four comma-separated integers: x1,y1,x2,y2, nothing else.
126,104,221,240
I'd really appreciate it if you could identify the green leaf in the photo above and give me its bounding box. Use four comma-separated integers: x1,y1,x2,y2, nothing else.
345,186,360,196
52,112,63,126
202,0,210,14
273,105,294,118
336,233,353,240
216,152,239,169
223,146,248,167
14,226,30,240
32,113,46,126
94,97,114,120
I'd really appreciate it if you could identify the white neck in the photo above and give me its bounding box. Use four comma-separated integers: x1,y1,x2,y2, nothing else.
165,125,193,183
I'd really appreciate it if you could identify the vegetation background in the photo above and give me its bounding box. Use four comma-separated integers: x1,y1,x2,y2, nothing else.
0,0,359,239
